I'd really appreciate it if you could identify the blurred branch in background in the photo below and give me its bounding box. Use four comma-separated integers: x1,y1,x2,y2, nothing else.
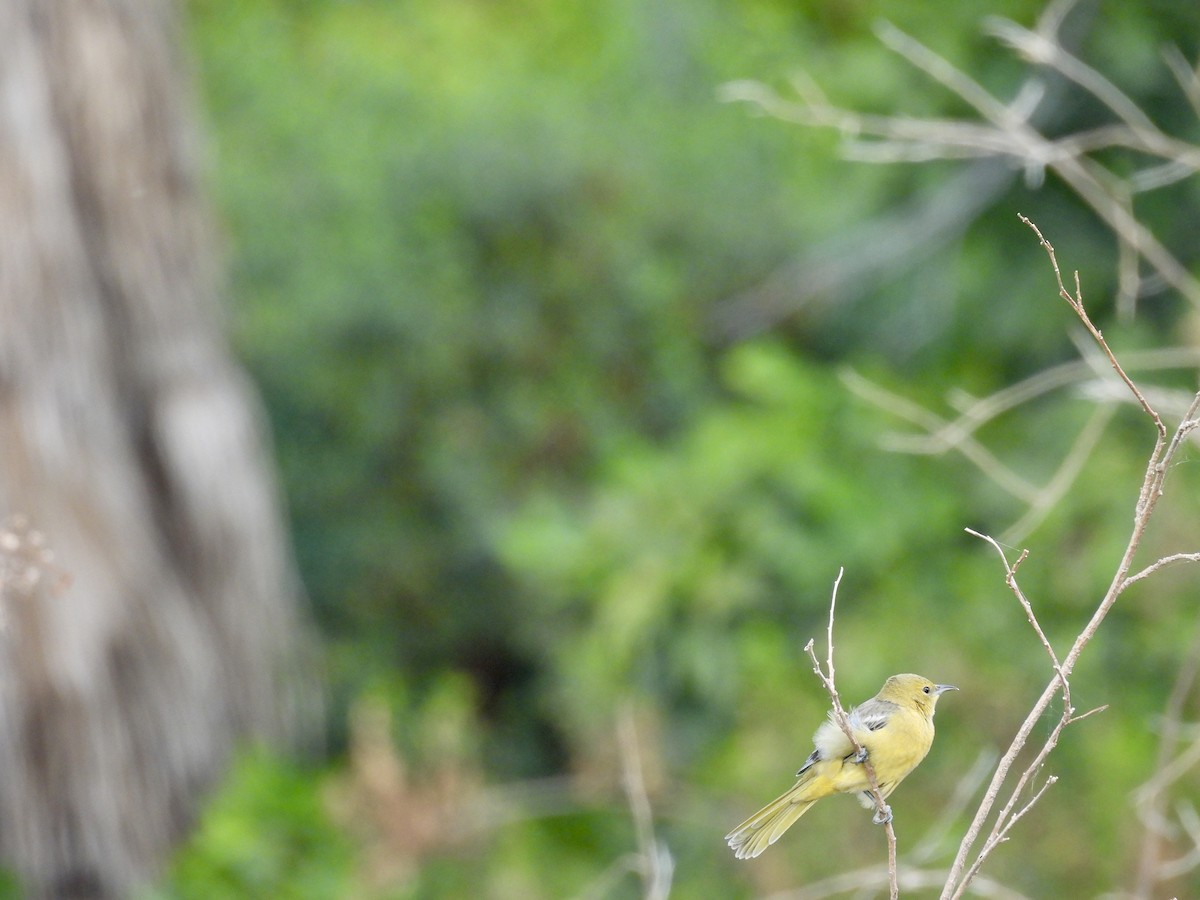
842,343,1200,542
1133,621,1200,896
719,0,1200,332
708,157,1015,344
561,705,675,900
617,706,674,900
711,0,1095,342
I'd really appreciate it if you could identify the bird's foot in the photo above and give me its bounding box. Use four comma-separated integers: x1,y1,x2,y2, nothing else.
872,804,893,826
851,747,869,764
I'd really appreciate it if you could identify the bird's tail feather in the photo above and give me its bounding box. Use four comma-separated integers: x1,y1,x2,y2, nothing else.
725,780,820,860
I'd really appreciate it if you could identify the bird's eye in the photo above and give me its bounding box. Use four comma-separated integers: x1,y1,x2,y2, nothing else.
923,686,931,694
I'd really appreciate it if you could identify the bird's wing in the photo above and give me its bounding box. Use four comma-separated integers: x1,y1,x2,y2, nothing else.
848,697,899,736
795,748,820,777
809,698,901,765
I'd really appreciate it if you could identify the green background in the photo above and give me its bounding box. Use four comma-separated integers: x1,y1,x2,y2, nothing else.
156,0,1200,896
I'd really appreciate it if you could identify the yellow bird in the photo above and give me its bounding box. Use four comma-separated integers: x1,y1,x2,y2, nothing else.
726,673,957,859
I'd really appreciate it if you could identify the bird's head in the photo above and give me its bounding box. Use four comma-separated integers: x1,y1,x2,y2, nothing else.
879,673,958,716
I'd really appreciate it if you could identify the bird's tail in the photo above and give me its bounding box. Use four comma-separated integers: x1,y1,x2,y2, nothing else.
725,777,821,860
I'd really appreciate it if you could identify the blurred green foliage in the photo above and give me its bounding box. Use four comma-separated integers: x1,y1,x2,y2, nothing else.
148,751,357,900
165,0,1200,896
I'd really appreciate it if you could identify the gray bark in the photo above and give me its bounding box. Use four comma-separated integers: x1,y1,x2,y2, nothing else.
0,2,317,897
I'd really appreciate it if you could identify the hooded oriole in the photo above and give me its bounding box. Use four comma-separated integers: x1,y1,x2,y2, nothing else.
726,673,957,859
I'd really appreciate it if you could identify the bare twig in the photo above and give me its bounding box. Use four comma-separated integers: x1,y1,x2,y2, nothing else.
985,17,1158,136
963,530,1066,697
1018,215,1166,437
803,568,900,900
847,348,1200,457
939,224,1200,899
945,527,1082,898
959,774,1059,884
572,709,675,900
1123,553,1200,590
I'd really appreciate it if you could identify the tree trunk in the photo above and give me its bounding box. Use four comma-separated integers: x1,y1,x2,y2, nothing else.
0,2,317,897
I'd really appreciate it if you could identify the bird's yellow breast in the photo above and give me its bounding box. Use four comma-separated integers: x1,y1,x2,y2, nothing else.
829,707,935,797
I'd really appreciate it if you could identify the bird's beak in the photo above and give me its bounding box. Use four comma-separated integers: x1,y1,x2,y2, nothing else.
934,684,958,695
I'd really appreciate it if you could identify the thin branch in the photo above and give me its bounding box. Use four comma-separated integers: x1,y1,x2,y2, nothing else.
940,223,1200,899
1003,403,1113,542
1000,401,1114,543
872,22,1017,130
954,775,1060,894
1018,215,1165,437
963,530,1067,699
1122,553,1200,590
993,774,1059,848
946,528,1090,900
1068,704,1109,725
986,17,1200,182
948,695,1080,900
804,568,900,900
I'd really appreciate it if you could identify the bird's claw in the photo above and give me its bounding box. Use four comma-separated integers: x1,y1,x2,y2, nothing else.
872,804,893,826
851,747,869,764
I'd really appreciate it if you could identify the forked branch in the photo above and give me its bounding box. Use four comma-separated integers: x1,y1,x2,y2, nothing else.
939,221,1200,899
